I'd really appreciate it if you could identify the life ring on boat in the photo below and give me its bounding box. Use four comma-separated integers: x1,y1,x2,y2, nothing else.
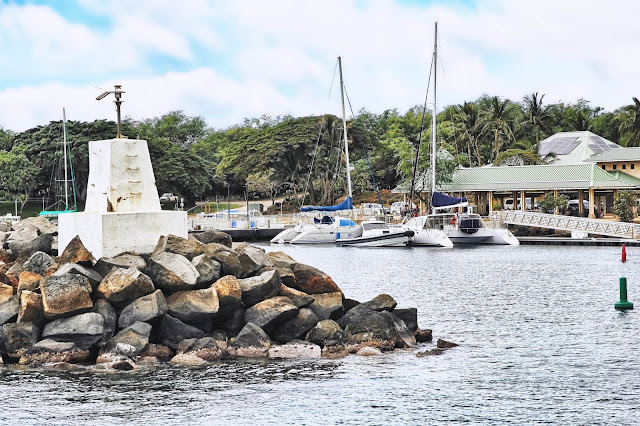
450,214,458,225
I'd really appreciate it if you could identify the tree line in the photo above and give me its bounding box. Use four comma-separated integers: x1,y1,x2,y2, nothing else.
0,93,639,212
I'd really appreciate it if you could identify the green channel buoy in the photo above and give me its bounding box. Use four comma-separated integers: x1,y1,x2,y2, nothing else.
615,277,634,310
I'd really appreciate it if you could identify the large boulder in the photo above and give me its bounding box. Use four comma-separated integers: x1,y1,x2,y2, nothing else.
156,314,204,349
176,337,224,361
6,263,24,288
22,251,53,276
53,263,103,289
92,299,117,347
42,312,105,349
95,267,155,308
145,252,199,292
239,269,281,307
393,308,418,332
291,264,341,294
244,296,299,331
0,295,19,325
209,249,246,278
3,322,41,360
279,284,314,308
165,287,219,324
40,274,93,319
267,251,297,270
213,275,242,319
101,321,152,356
234,243,273,276
0,282,13,304
343,310,405,349
305,319,344,348
191,254,221,289
268,340,321,358
152,234,203,260
9,233,54,260
308,292,344,320
271,308,318,343
19,339,90,365
191,230,232,247
216,305,246,336
118,289,168,328
7,225,38,245
57,236,96,266
93,253,147,277
17,290,44,327
229,322,271,357
12,216,56,235
358,294,397,312
138,343,174,363
17,271,41,295
388,313,416,348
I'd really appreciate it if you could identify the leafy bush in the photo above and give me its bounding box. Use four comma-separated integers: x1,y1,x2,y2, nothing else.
613,191,636,222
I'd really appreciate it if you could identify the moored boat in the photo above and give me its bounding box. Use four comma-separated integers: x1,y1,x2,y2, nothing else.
337,220,413,247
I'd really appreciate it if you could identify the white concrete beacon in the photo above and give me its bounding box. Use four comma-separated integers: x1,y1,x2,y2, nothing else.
58,85,187,258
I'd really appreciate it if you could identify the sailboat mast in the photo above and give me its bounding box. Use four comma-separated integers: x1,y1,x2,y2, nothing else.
431,22,438,193
338,56,353,199
62,108,69,209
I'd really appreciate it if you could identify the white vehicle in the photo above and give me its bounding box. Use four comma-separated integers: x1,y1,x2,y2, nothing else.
504,198,538,210
159,193,177,203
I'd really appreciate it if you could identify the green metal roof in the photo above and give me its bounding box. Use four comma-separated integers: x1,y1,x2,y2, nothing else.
609,171,640,186
584,147,640,163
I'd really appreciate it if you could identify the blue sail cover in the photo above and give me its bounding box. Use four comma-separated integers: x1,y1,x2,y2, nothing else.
300,196,353,212
432,191,467,208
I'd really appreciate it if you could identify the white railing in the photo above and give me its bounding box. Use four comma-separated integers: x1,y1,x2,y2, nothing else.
501,210,640,239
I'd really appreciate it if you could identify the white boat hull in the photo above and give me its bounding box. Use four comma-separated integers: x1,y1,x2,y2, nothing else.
337,232,411,247
270,227,303,244
399,217,453,247
290,226,358,244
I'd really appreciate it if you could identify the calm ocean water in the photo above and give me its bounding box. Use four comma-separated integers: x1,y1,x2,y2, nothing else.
1,244,639,425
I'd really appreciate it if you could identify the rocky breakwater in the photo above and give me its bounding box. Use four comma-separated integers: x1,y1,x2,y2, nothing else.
0,217,441,370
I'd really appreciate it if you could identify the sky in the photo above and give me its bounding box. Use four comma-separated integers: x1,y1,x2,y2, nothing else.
1,0,639,132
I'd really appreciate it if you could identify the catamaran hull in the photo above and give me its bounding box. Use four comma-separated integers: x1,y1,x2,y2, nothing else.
408,229,453,247
290,226,358,244
445,227,519,245
270,228,303,244
337,232,411,247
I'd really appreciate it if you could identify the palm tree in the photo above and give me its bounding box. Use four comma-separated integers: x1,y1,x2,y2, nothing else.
521,92,551,148
452,102,483,166
480,96,517,161
618,97,640,147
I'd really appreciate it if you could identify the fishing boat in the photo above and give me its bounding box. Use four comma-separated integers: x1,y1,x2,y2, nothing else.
336,220,413,247
270,56,358,244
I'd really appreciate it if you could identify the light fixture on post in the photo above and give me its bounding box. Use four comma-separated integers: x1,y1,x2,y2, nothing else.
96,85,125,138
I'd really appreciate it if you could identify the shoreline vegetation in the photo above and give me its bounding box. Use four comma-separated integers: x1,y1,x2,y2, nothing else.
1,95,639,215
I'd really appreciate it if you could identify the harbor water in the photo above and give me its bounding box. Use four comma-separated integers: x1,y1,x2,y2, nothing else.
1,244,639,424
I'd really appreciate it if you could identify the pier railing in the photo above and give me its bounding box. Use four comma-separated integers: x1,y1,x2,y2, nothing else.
501,210,640,239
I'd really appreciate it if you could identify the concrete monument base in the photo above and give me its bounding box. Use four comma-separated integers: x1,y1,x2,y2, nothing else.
59,210,187,259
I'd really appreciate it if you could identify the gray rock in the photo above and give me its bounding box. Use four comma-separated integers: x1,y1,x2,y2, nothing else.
157,314,204,349
92,299,117,347
415,328,433,343
95,267,155,308
12,216,56,235
217,305,245,336
145,252,199,292
40,274,93,319
271,308,318,343
210,249,246,278
22,251,53,275
279,284,314,308
267,251,297,270
393,308,418,332
17,290,44,327
191,230,232,247
239,269,281,307
292,263,341,294
165,287,219,324
96,353,136,370
152,234,203,260
0,295,19,325
176,336,224,361
258,267,296,288
234,243,273,276
191,254,221,289
94,253,147,277
230,322,271,357
53,263,103,289
305,319,344,348
42,312,105,349
268,340,321,358
9,233,54,259
388,312,416,348
169,353,207,365
244,296,299,330
308,292,344,321
138,344,174,362
57,236,96,266
118,289,168,328
19,339,90,365
7,225,38,244
437,339,459,349
213,275,242,319
356,346,383,356
102,321,152,356
359,294,397,312
3,322,40,359
343,310,400,349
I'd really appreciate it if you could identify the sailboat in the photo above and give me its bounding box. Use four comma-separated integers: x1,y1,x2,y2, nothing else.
423,23,519,246
271,56,358,244
39,108,77,218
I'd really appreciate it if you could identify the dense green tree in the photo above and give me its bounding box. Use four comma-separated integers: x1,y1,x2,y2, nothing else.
480,96,518,161
138,110,208,148
618,97,640,147
0,146,40,211
613,190,636,222
521,92,552,146
494,149,545,166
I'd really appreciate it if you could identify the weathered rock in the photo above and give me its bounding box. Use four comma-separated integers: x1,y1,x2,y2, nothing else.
139,343,174,362
42,312,105,349
3,322,40,359
177,336,224,361
145,252,199,292
267,251,297,270
268,340,321,358
393,308,418,332
356,346,383,356
191,230,232,247
169,353,208,365
279,284,314,308
7,225,38,244
92,299,117,346
306,319,344,348
0,282,13,304
17,271,41,295
217,305,246,336
437,339,459,349
239,269,281,307
191,254,221,289
53,263,103,289
118,289,168,328
360,294,397,312
292,263,341,294
95,267,155,308
102,321,152,356
229,322,270,357
0,231,7,248
93,253,147,277
40,274,93,319
200,242,232,256
6,263,25,288
17,290,44,327
321,345,349,359
57,235,96,266
308,292,344,320
213,275,242,319
244,296,299,330
152,234,203,260
0,295,19,325
19,339,90,365
156,314,204,349
343,298,360,312
343,310,398,348
234,243,273,277
96,353,136,370
257,267,296,288
388,312,416,348
12,216,56,235
9,233,54,260
271,308,318,343
415,328,433,343
0,222,9,232
210,249,246,278
165,287,219,324
416,348,444,357
22,251,53,276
